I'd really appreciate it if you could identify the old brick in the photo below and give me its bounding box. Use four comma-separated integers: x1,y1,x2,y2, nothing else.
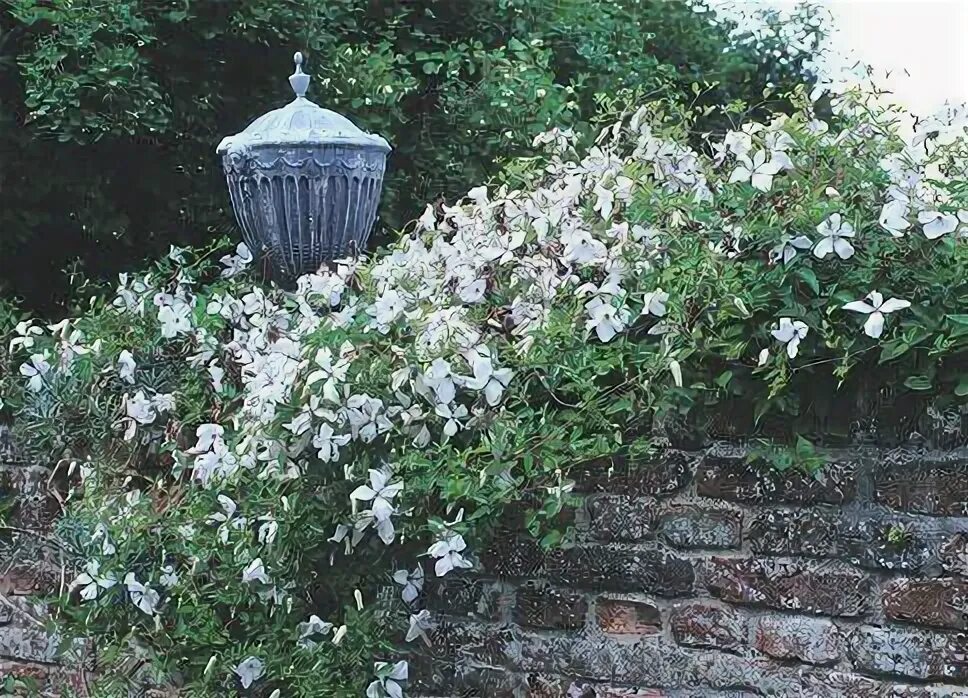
798,670,968,698
545,545,694,597
0,626,59,664
424,577,504,621
572,450,695,497
848,625,968,682
942,533,968,575
514,582,588,631
482,538,545,578
517,633,805,693
657,505,741,550
883,578,968,630
697,449,855,504
704,557,873,617
836,515,939,572
873,461,968,516
670,603,745,651
748,509,836,557
426,622,516,666
595,597,661,636
586,495,656,542
754,615,841,665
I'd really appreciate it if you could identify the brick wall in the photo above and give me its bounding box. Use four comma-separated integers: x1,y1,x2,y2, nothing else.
412,442,968,697
0,425,87,695
7,419,968,697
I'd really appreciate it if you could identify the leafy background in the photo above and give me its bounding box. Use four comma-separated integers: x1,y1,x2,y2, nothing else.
0,0,823,311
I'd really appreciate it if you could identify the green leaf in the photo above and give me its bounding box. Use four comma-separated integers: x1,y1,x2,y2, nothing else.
903,375,933,391
956,377,968,397
796,267,820,295
714,370,733,388
878,340,910,363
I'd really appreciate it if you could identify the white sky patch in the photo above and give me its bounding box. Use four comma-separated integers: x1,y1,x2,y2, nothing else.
708,0,968,116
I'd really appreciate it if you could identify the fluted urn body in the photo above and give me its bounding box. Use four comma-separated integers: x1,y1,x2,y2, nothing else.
217,53,391,279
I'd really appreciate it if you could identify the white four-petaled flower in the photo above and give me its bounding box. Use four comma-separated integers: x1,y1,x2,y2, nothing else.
233,656,265,689
728,149,783,192
813,213,855,260
918,210,958,240
770,318,809,358
843,291,911,338
428,533,473,577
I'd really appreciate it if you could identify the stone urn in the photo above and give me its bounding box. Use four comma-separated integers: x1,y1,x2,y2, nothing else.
216,52,391,279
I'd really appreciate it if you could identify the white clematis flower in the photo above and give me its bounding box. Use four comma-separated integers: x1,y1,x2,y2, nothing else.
585,296,629,343
241,558,271,585
770,318,809,358
918,210,958,240
124,573,160,615
20,353,51,392
878,200,910,237
813,213,855,260
366,661,408,698
456,347,513,406
350,468,403,544
71,561,116,601
233,657,265,689
640,289,668,317
769,235,812,265
728,149,782,192
428,533,473,577
297,614,334,648
219,242,253,278
843,291,911,339
117,350,136,384
392,566,424,604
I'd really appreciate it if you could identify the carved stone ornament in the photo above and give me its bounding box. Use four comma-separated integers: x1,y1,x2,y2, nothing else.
216,51,391,278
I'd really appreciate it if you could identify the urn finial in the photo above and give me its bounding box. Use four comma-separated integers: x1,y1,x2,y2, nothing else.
289,51,310,99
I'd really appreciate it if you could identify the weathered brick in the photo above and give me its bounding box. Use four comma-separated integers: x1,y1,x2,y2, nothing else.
426,622,516,666
798,670,968,698
517,633,805,693
424,577,504,621
836,515,940,572
586,495,656,542
942,533,968,575
657,505,741,550
0,625,59,664
513,582,588,631
848,625,968,682
873,461,968,516
481,538,545,578
572,450,696,497
704,557,873,617
883,578,968,630
748,509,836,556
753,616,841,665
670,603,745,651
595,597,661,636
697,449,855,504
545,545,694,597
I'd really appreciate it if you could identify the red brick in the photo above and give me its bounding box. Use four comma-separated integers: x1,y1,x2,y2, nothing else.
595,597,661,636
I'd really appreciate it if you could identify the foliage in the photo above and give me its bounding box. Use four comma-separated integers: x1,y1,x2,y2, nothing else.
2,82,967,696
0,0,826,309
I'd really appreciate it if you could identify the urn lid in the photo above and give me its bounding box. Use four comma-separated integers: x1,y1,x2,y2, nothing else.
216,52,391,155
